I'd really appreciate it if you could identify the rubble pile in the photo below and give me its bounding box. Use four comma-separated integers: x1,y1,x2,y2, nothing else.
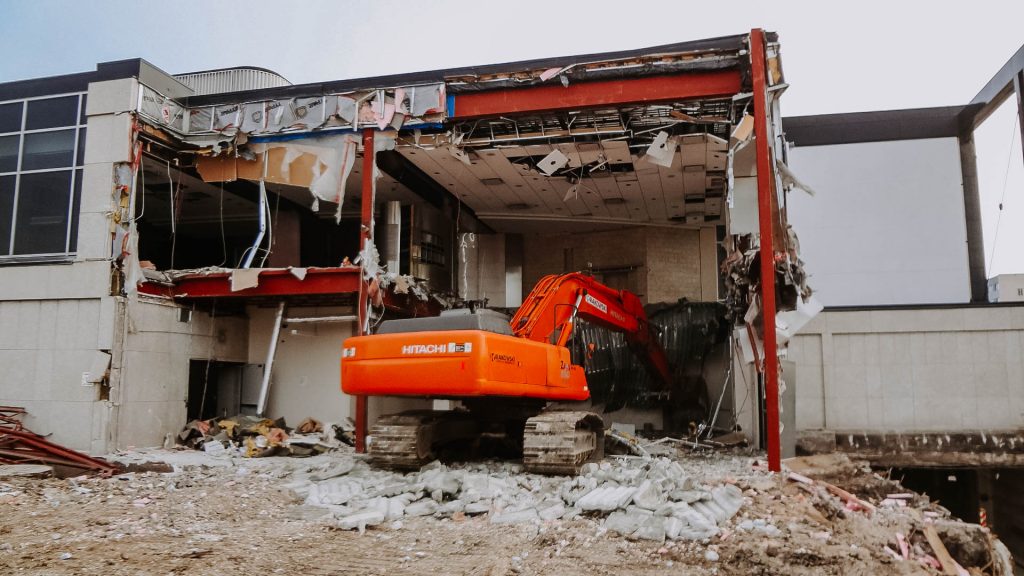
286,456,744,542
1,447,1015,575
178,415,353,458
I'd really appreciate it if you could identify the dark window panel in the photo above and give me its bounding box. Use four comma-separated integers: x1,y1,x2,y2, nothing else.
69,169,81,253
0,135,18,172
22,129,75,170
13,170,72,255
79,95,87,125
0,175,14,255
76,128,86,166
25,96,78,130
0,102,22,133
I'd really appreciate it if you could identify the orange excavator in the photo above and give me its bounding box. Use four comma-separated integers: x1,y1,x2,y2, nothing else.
341,272,673,474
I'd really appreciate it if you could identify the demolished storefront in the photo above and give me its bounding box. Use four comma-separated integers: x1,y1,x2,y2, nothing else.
1,30,815,470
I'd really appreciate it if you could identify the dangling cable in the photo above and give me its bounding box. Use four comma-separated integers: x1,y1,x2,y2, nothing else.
987,113,1020,273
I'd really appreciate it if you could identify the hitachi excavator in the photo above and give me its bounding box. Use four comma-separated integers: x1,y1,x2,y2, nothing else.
341,272,673,475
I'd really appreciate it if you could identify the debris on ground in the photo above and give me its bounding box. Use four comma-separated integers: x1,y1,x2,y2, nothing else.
177,414,354,457
0,446,1013,575
0,406,119,477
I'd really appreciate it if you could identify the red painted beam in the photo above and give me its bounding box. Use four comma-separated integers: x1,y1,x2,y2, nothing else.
138,267,361,299
450,70,742,119
355,129,375,454
751,28,781,473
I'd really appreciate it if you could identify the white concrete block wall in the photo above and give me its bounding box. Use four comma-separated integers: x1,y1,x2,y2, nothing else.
248,305,385,429
786,306,1024,433
0,299,108,452
115,298,248,449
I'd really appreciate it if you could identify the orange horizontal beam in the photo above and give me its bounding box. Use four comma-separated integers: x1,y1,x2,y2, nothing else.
138,267,361,299
450,70,742,119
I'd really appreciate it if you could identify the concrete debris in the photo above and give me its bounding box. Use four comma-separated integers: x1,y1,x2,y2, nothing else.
3,446,1015,575
178,413,342,458
274,454,749,544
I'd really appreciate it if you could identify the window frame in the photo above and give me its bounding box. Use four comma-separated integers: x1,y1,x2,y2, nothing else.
0,91,86,262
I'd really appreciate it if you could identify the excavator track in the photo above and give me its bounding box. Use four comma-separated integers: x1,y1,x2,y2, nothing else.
368,410,478,470
368,411,438,470
369,409,605,476
522,410,605,475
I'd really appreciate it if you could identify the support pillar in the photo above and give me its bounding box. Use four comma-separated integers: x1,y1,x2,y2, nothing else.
355,129,375,453
750,28,781,472
958,130,987,301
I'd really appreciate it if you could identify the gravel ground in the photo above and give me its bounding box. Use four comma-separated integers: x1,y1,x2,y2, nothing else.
0,447,1005,575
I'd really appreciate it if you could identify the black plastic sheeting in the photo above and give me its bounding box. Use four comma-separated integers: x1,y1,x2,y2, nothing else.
569,300,729,428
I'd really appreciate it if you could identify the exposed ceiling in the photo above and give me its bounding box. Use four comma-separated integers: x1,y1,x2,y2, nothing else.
140,156,424,229
399,133,728,232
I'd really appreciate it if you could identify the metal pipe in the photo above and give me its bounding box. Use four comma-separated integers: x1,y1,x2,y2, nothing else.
241,179,268,269
256,301,286,417
284,315,357,324
750,28,781,473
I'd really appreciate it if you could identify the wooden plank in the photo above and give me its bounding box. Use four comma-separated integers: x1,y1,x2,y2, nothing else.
923,524,960,576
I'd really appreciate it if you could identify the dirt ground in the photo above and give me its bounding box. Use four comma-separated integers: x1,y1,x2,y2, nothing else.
0,449,1000,575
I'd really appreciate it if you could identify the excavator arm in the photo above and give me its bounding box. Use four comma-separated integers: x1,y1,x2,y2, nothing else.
510,272,673,389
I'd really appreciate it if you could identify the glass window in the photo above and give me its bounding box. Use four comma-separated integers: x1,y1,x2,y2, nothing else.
0,135,18,172
13,170,72,255
21,129,75,171
0,102,22,133
79,95,87,125
0,94,85,259
25,96,79,130
0,176,14,255
76,128,86,166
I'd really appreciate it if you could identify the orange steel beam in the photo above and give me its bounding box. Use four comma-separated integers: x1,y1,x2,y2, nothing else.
355,128,375,454
449,70,742,119
750,28,781,473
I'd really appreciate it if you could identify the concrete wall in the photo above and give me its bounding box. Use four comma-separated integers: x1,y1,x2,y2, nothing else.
248,305,359,428
115,298,248,449
522,226,713,304
458,232,508,306
778,305,1024,433
787,138,971,306
0,298,112,453
0,78,140,453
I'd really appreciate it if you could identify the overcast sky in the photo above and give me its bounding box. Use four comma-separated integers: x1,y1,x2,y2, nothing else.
1,0,1022,275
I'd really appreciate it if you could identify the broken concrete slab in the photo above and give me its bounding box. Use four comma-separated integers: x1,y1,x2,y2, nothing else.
536,500,566,522
631,480,664,510
337,510,386,531
633,515,667,543
577,485,636,512
404,498,439,517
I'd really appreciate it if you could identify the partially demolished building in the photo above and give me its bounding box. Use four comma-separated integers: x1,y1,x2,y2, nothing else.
2,29,1024,555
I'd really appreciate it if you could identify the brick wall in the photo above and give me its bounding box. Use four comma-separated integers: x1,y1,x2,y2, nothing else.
522,227,707,304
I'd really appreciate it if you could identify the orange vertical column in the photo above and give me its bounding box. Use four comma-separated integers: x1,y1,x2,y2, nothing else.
750,28,781,473
355,128,375,453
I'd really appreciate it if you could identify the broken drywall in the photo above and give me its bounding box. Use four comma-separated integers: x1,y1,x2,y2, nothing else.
195,132,397,222
137,83,446,142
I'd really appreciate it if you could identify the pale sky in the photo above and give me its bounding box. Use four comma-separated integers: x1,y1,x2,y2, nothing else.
1,0,1022,275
